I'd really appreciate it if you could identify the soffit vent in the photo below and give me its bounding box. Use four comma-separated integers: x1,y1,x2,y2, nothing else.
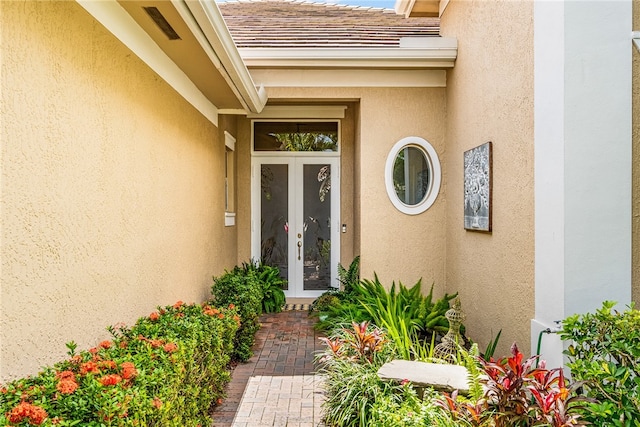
143,6,181,40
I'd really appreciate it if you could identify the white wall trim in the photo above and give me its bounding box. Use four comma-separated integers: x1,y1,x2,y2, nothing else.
533,0,633,367
384,136,441,215
76,0,219,126
247,106,347,119
248,69,447,88
224,131,236,150
224,212,236,227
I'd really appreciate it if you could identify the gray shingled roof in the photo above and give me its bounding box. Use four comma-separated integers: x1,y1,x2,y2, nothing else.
217,0,440,48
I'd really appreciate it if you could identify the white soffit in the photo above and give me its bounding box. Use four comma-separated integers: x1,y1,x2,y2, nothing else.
238,38,457,69
249,69,447,88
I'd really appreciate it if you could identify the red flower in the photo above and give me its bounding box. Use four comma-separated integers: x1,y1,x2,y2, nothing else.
149,339,163,349
99,360,117,370
228,303,235,309
56,379,78,395
80,361,99,375
149,311,160,321
217,313,225,319
99,340,112,349
89,347,98,354
121,362,138,379
163,343,178,353
55,371,75,381
6,402,48,425
173,300,184,309
152,397,163,409
100,374,122,386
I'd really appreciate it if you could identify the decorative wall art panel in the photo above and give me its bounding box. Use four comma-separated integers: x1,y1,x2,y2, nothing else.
464,142,492,232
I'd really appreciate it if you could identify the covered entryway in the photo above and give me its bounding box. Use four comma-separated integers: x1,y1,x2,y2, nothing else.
251,120,341,297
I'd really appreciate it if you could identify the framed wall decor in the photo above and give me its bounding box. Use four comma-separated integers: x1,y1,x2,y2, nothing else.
464,141,492,232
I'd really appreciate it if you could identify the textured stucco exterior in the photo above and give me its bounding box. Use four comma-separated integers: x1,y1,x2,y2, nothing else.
1,1,235,380
440,0,535,354
633,0,640,304
236,87,448,296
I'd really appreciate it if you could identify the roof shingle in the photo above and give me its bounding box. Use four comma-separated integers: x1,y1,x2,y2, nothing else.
217,0,440,48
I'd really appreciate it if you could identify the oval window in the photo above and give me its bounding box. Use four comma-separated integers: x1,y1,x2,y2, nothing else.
385,137,441,215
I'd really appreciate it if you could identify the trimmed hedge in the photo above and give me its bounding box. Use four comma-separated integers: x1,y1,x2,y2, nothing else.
0,302,239,426
211,266,263,362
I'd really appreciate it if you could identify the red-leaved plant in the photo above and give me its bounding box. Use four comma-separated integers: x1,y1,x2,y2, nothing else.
318,321,387,363
439,342,591,427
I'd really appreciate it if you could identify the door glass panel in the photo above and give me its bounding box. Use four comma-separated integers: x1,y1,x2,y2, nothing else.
254,122,338,152
303,164,332,291
260,164,289,290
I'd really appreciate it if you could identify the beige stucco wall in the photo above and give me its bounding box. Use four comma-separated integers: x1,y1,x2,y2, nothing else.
1,1,235,381
633,0,640,305
236,87,448,296
440,0,535,354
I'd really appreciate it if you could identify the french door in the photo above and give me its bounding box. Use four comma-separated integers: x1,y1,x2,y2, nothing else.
252,156,340,298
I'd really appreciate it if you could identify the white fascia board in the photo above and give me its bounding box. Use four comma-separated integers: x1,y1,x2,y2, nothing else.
238,41,457,69
633,31,640,52
395,0,416,18
180,0,267,113
76,0,219,126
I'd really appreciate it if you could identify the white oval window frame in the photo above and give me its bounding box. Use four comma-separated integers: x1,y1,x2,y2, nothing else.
385,136,441,215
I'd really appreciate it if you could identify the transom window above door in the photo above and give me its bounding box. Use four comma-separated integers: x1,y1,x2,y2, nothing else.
253,121,339,152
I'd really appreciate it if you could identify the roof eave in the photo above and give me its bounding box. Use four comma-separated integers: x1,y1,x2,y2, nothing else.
395,0,441,18
238,41,458,69
178,0,267,113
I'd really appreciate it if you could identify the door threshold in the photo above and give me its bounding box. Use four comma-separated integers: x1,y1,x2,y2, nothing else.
285,297,316,305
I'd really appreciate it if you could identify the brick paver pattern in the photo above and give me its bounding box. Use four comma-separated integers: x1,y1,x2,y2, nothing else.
212,311,326,427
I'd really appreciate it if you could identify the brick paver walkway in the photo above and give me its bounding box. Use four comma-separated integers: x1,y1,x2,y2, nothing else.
212,311,326,427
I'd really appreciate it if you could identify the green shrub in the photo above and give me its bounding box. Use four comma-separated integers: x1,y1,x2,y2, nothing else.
211,266,263,361
316,321,397,427
561,301,640,426
0,302,239,426
314,271,462,358
246,261,286,314
370,387,466,427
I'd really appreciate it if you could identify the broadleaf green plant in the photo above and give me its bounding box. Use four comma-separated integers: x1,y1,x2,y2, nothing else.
561,301,640,426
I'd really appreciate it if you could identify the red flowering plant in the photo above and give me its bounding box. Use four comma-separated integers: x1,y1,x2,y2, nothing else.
1,301,240,426
438,342,591,427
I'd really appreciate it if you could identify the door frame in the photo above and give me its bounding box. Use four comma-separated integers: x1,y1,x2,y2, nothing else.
251,154,341,298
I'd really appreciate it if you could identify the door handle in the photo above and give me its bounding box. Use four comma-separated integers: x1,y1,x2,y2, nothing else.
297,241,302,260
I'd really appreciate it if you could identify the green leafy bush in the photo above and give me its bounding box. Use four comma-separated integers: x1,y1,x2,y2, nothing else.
247,261,286,314
314,269,462,358
0,302,239,426
561,301,640,426
316,321,397,427
211,266,263,361
371,387,466,427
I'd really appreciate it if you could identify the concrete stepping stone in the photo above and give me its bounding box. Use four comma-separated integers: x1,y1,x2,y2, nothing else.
377,359,470,395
